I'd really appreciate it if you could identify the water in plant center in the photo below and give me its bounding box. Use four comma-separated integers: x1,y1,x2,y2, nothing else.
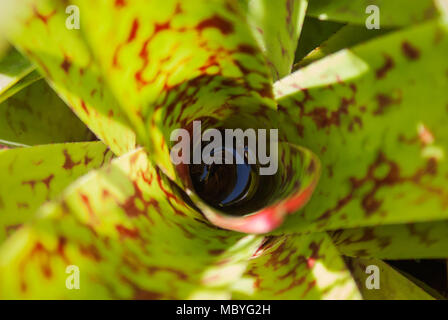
188,133,278,216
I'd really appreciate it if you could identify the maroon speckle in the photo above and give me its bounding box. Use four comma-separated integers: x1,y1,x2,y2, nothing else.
402,41,420,60
174,3,183,14
115,0,126,7
80,193,98,222
376,54,394,79
134,21,171,88
197,15,234,35
62,150,81,170
41,174,54,189
22,179,37,190
61,56,71,74
208,249,224,256
127,19,139,43
33,5,56,25
80,100,90,115
79,243,102,261
84,155,93,165
373,93,401,115
301,280,316,297
237,44,257,55
116,225,140,239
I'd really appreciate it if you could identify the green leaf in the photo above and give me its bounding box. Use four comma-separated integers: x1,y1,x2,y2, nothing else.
74,0,276,178
0,70,42,105
274,20,448,233
293,17,344,65
295,24,392,69
0,149,269,299
232,233,361,299
0,79,96,146
346,258,435,300
239,0,309,80
4,0,276,177
331,221,448,259
307,0,438,26
0,142,113,243
0,47,34,98
3,0,136,155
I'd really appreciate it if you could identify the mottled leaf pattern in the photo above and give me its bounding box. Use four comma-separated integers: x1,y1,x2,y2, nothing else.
4,0,136,155
73,0,275,179
4,0,277,177
0,149,268,299
232,233,361,299
0,79,95,146
275,20,448,233
346,258,435,300
331,221,448,259
307,0,438,26
0,142,113,243
239,0,308,80
0,0,447,300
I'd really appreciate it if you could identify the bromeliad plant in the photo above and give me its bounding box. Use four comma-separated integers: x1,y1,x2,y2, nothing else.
0,0,447,299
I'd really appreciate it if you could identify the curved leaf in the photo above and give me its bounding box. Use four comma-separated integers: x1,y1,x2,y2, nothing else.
0,79,95,146
75,0,276,178
3,0,136,155
0,142,113,243
0,47,34,98
346,258,435,300
307,0,438,27
275,20,448,233
0,70,42,105
331,221,448,259
0,149,269,299
4,0,276,178
232,233,361,299
293,17,344,65
239,0,308,80
295,24,392,69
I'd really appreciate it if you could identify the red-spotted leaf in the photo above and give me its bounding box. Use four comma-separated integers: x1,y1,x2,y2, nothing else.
331,221,448,259
3,0,136,155
232,233,361,299
0,142,113,243
274,19,448,233
73,0,276,178
239,0,308,80
3,0,276,179
0,149,270,299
